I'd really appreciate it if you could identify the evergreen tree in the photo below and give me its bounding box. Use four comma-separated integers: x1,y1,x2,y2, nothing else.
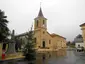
23,29,36,61
0,10,9,43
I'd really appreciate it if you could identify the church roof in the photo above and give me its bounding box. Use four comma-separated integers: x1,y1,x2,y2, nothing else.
35,7,47,19
50,33,57,37
38,7,44,17
50,33,66,39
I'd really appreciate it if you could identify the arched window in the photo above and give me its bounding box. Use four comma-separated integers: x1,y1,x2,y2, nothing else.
49,40,51,44
34,38,36,43
36,20,38,27
43,31,45,34
43,20,45,24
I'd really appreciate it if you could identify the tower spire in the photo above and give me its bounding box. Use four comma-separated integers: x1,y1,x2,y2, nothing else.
38,1,44,17
38,7,44,17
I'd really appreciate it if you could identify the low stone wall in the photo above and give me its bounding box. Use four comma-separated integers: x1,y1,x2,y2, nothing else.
0,43,2,57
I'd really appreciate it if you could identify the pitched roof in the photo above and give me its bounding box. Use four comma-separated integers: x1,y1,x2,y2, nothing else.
80,23,85,27
74,34,83,43
50,33,57,37
76,34,82,38
50,33,66,39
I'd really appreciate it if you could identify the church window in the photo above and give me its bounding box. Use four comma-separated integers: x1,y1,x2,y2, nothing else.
43,31,45,34
34,38,36,43
36,20,38,27
43,20,45,24
49,40,51,44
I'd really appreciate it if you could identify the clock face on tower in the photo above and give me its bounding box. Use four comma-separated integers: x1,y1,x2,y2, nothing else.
43,24,45,27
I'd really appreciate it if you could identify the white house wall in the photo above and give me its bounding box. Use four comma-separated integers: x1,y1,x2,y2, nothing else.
75,42,84,48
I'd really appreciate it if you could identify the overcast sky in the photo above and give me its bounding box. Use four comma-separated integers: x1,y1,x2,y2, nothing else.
0,0,85,41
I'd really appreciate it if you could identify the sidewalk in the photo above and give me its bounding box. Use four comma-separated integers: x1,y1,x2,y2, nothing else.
0,52,24,61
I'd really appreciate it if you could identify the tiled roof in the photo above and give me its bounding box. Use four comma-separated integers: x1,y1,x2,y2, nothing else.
50,33,66,39
50,33,57,37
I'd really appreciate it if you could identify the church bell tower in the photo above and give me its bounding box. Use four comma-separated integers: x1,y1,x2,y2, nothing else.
34,7,47,30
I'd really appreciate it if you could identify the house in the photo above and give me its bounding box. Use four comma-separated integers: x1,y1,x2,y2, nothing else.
74,34,84,48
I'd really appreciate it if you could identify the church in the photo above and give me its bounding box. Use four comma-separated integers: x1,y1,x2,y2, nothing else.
34,7,66,51
16,7,67,51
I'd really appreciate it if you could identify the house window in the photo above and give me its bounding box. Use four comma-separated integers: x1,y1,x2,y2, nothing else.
78,44,80,47
49,40,51,44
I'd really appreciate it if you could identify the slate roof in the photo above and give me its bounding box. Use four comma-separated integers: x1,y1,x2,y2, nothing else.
74,34,83,43
38,7,44,17
80,23,85,27
34,7,47,19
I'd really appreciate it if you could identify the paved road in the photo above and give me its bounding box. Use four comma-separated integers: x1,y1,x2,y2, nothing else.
1,49,85,64
48,50,85,64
